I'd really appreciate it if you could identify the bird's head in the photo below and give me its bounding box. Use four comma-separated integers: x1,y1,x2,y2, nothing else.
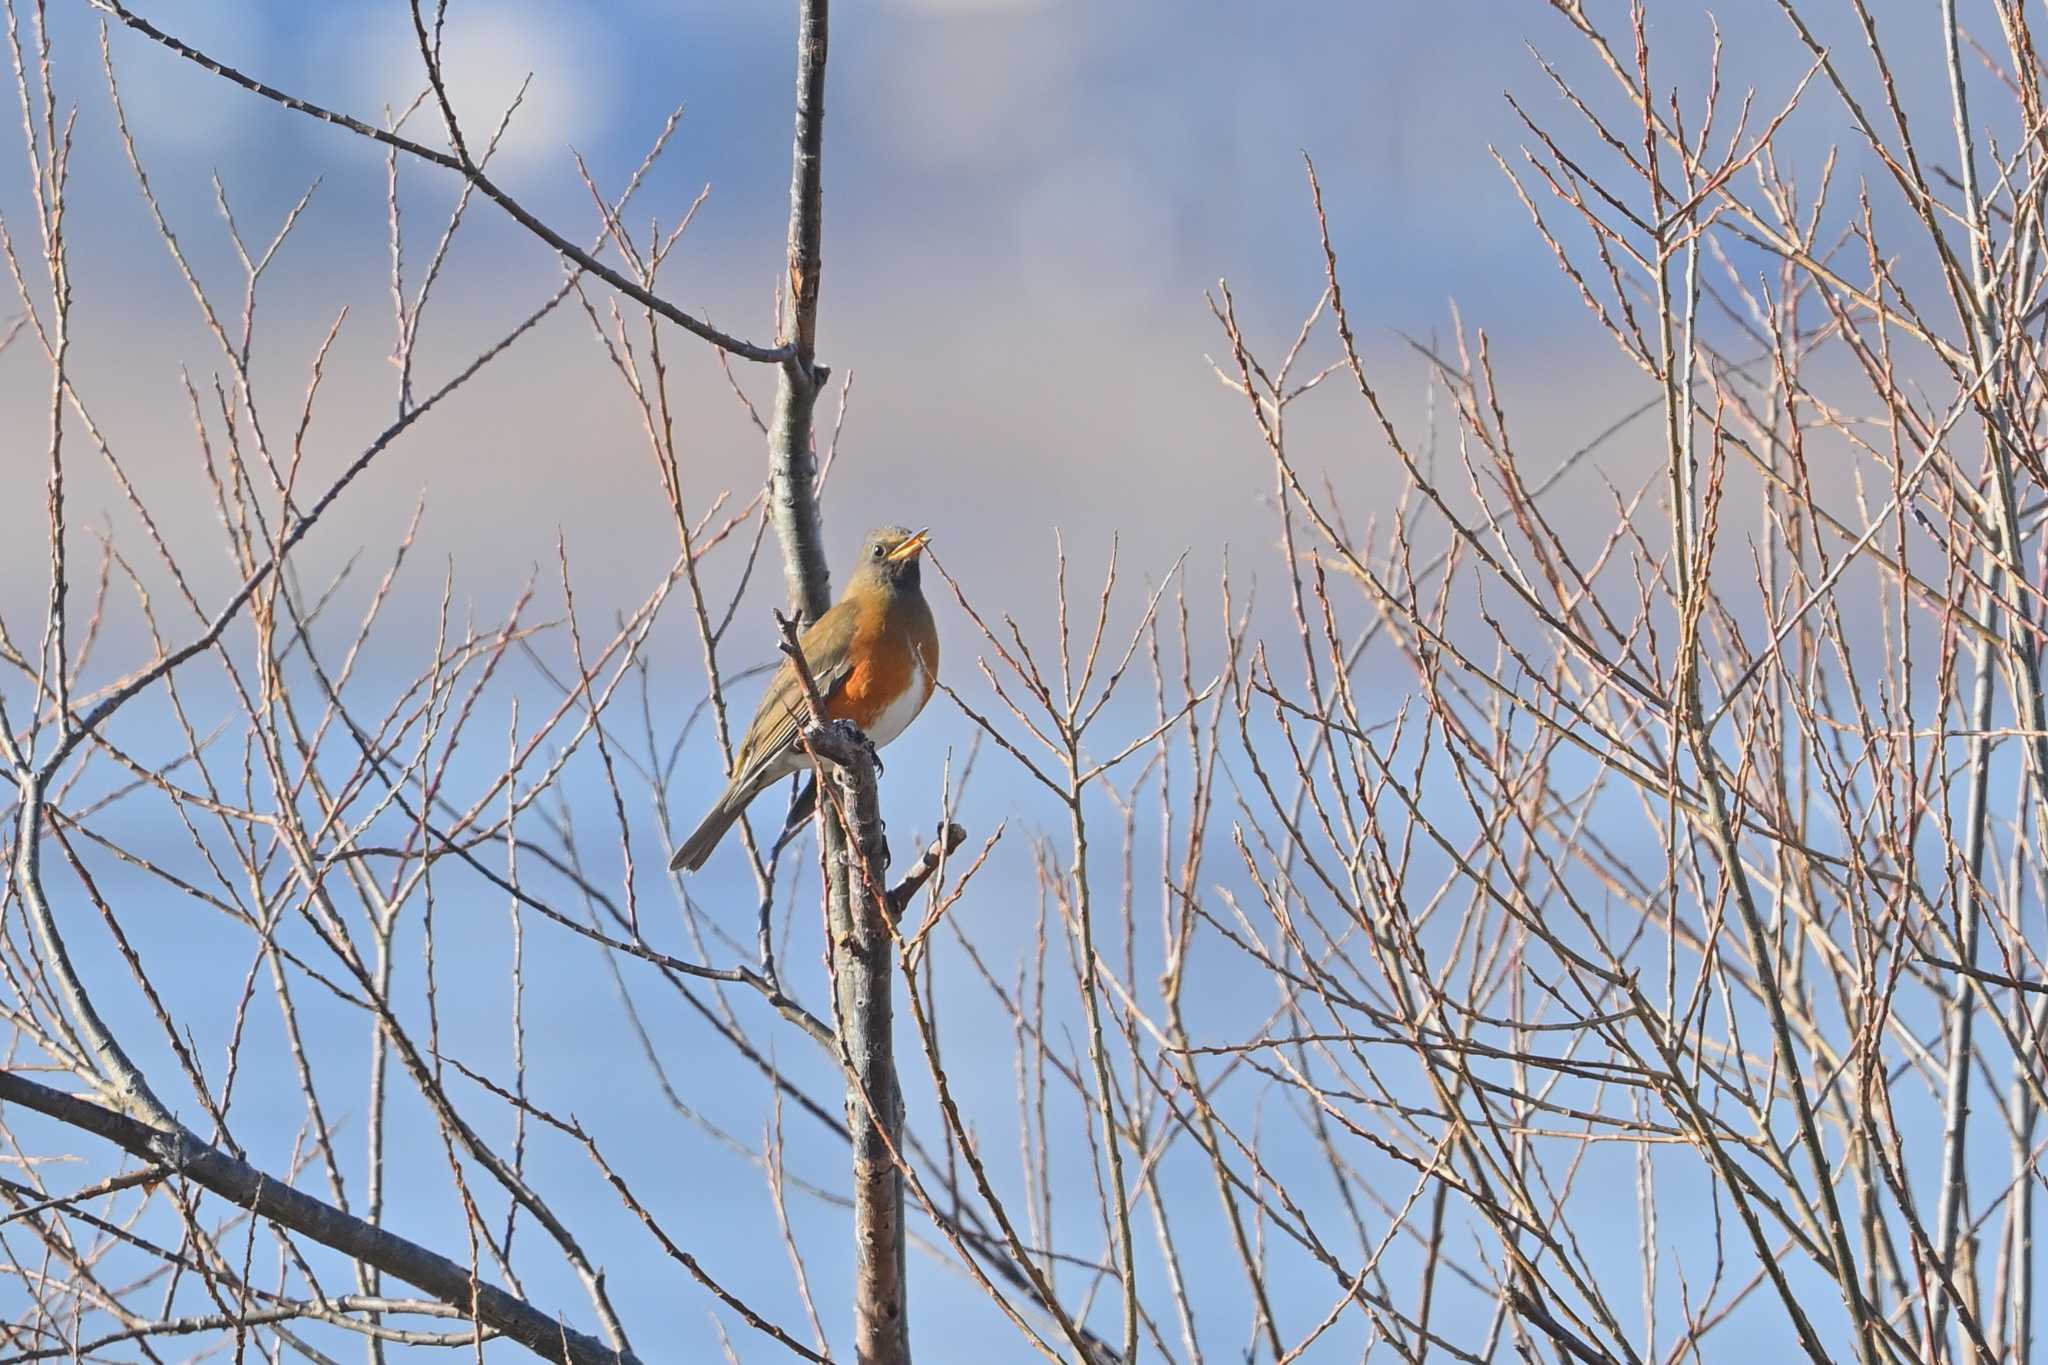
849,525,931,595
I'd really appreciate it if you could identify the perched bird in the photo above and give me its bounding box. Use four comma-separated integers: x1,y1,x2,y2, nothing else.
670,526,938,872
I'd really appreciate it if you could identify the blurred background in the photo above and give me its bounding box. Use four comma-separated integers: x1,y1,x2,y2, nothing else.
0,0,1990,1358
0,0,1831,610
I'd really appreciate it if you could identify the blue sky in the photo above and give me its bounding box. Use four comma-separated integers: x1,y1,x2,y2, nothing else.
0,0,2015,1359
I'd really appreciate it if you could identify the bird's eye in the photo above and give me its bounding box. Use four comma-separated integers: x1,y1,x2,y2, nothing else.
873,543,885,559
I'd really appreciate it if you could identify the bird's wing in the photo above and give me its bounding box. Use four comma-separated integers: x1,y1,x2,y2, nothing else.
729,604,858,792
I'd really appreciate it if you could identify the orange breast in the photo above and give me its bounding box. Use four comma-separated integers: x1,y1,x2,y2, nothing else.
830,644,916,728
824,595,936,736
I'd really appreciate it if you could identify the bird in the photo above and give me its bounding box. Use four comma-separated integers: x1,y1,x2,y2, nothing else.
670,525,938,872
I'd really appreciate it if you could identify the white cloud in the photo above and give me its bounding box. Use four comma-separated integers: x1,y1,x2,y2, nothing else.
1012,150,1175,295
312,2,615,166
96,6,277,157
867,12,1074,167
882,0,1056,11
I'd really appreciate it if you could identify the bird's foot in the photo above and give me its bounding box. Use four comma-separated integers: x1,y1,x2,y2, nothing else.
821,719,883,774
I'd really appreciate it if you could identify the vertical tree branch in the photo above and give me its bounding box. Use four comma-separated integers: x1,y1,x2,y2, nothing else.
768,0,833,625
823,748,909,1363
1931,0,2048,1347
11,774,171,1125
759,2,910,1357
776,614,911,1365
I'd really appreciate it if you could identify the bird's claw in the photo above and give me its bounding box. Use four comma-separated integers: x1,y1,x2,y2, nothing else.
826,719,883,774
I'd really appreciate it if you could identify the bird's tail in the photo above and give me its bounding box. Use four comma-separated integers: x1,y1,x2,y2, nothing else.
670,785,748,872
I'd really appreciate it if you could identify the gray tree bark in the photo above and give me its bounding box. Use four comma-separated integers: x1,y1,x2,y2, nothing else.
761,8,911,1359
818,730,910,1363
768,0,833,626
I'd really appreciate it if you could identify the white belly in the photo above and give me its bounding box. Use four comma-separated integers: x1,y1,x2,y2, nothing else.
865,647,934,749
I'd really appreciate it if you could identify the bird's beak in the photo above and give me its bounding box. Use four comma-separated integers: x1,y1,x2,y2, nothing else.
885,528,932,562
